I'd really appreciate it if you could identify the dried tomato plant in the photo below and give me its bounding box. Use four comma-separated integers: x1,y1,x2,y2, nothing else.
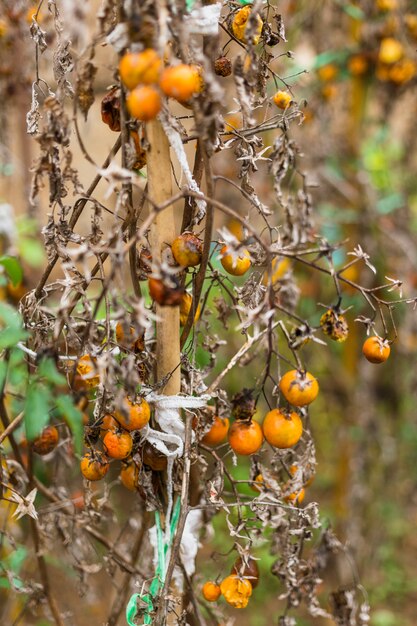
0,1,416,626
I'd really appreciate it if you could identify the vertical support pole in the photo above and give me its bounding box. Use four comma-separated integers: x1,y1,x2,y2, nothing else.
147,120,181,395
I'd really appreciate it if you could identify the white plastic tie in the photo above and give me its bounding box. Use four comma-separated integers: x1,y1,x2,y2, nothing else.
144,393,210,543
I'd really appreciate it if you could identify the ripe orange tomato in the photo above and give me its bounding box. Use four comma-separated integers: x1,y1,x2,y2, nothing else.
220,245,251,276
171,232,202,267
32,425,59,455
317,63,339,82
272,91,292,110
279,369,319,407
379,38,403,64
148,277,184,306
103,430,133,460
228,420,263,455
100,414,118,438
202,581,221,602
160,64,201,103
127,85,161,121
220,575,252,609
114,397,151,431
362,336,391,363
262,409,303,448
250,473,267,492
115,322,137,348
80,451,110,481
74,354,100,390
179,292,201,326
120,459,140,491
289,463,314,487
119,49,162,89
284,487,305,505
201,416,229,446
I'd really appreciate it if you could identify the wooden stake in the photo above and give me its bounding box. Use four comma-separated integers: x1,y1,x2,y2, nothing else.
147,119,181,395
147,119,182,623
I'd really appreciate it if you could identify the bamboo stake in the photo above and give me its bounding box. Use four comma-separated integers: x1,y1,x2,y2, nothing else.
146,119,182,624
147,119,181,394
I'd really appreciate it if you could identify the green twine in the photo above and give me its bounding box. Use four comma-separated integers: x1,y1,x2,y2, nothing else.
126,498,182,626
185,0,195,11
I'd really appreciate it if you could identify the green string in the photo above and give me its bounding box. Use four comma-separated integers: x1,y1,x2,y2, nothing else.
185,0,195,11
126,499,182,625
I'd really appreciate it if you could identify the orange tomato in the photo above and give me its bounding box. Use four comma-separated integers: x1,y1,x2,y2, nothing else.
279,370,319,407
103,430,133,459
119,49,162,89
32,426,59,456
220,245,251,276
362,336,391,363
272,91,292,110
127,86,161,121
159,64,201,103
114,397,151,431
262,409,303,448
80,451,110,481
220,575,252,609
201,416,230,446
228,420,263,455
202,581,221,602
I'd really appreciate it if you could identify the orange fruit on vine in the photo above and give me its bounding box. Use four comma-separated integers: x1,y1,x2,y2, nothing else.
201,416,229,446
74,354,100,390
376,0,398,11
231,6,263,45
80,451,110,481
220,245,251,276
348,54,368,76
32,425,59,455
160,64,201,103
172,232,202,268
148,276,184,306
114,397,151,431
251,473,267,492
279,369,319,407
220,574,252,609
289,463,314,487
231,556,260,589
127,85,161,121
317,63,338,82
362,336,390,364
272,91,292,110
103,429,133,459
119,49,162,89
202,581,221,602
379,38,403,64
115,322,137,348
262,409,303,448
388,59,416,84
284,487,305,505
179,292,201,326
228,420,263,455
120,459,141,491
100,414,118,437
